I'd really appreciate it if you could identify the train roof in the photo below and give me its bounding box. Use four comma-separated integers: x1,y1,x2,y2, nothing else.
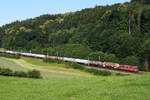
120,65,138,68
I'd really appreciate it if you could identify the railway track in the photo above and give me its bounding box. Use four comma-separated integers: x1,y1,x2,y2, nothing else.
85,65,139,75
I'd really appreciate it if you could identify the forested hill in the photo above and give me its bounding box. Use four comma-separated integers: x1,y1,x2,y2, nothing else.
0,0,150,70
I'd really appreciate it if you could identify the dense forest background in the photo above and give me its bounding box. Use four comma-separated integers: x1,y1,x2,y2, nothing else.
0,0,150,71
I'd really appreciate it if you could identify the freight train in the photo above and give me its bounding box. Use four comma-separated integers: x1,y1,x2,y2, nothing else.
0,50,139,72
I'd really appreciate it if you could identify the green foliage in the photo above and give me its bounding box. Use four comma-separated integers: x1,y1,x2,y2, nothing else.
116,73,129,76
139,39,150,71
13,71,27,77
28,70,41,78
43,58,57,63
131,0,150,4
0,53,20,59
65,62,86,71
88,51,119,63
141,39,150,56
120,56,140,66
0,67,41,78
85,68,111,76
43,58,63,64
47,44,92,59
0,68,13,76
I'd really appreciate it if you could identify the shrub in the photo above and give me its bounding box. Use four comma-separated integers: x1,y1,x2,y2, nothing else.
43,58,63,64
13,71,27,77
27,70,41,78
43,58,57,63
85,68,111,76
0,53,20,59
65,62,85,70
0,68,13,76
116,73,128,76
0,67,41,78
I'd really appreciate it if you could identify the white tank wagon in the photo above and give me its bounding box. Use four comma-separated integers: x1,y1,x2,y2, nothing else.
74,59,89,65
20,52,45,59
63,57,75,62
88,60,103,66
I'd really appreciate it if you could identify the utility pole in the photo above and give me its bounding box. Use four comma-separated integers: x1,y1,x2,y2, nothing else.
88,56,90,66
98,56,100,61
57,52,58,60
47,52,48,56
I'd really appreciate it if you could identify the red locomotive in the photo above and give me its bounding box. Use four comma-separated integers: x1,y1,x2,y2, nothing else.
119,65,139,72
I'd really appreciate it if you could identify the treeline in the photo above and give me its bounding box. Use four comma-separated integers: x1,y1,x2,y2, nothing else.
0,1,150,71
0,68,41,78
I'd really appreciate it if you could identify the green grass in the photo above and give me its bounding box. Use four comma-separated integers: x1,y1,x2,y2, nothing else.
0,56,150,99
0,57,28,71
0,74,150,100
0,48,5,50
22,57,58,66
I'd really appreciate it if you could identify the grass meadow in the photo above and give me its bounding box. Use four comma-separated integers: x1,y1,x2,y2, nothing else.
0,74,150,100
0,57,93,78
0,56,150,100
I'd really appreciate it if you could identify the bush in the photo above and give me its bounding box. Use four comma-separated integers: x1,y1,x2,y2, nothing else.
85,68,111,76
0,67,41,78
43,58,63,64
13,71,27,77
0,53,20,59
116,73,128,76
65,62,85,70
0,68,13,76
43,58,57,63
28,70,41,78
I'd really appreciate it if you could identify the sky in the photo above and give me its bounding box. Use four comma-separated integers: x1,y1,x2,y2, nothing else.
0,0,130,26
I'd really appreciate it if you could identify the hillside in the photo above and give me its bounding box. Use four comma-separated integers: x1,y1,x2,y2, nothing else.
0,1,150,70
